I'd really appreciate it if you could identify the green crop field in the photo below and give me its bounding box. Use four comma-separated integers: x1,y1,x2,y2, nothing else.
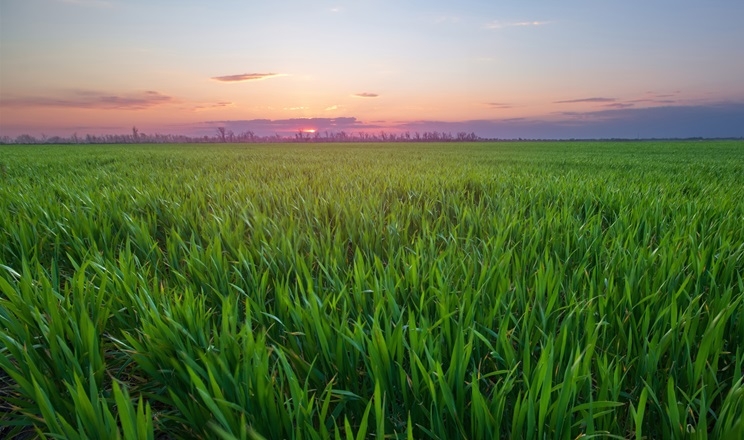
1,141,743,439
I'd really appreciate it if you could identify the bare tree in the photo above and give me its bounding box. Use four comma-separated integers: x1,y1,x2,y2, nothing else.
15,134,37,144
132,126,139,143
216,127,227,143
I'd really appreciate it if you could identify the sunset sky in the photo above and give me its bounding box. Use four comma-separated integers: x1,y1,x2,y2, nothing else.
1,0,743,139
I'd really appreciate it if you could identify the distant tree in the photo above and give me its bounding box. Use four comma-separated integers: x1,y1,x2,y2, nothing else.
0,127,482,145
14,134,37,144
246,130,255,142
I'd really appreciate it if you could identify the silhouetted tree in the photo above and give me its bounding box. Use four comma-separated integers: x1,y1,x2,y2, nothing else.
216,127,227,142
14,134,37,144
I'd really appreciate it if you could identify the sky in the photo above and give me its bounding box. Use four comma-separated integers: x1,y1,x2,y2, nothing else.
1,0,743,139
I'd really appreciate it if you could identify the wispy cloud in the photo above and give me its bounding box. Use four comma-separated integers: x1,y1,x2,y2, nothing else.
2,90,173,110
487,102,513,109
193,101,234,111
211,73,282,82
603,103,634,109
325,105,339,111
554,93,679,109
643,91,681,99
486,20,550,29
629,98,677,104
353,93,379,98
554,97,616,104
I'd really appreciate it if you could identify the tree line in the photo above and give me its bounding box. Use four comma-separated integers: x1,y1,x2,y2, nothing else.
1,126,481,144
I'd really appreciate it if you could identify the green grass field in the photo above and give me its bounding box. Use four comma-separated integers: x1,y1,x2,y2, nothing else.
1,141,743,439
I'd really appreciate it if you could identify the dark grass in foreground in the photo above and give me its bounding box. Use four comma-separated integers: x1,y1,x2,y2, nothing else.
1,141,743,439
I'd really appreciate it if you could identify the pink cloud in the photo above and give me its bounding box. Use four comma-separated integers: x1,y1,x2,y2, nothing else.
603,103,635,109
193,101,234,111
629,98,677,104
2,90,173,110
554,97,616,104
211,73,281,82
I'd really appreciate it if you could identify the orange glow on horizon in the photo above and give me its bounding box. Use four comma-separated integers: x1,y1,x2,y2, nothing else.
302,129,316,133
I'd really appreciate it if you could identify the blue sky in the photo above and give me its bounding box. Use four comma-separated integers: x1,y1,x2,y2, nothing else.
1,0,743,138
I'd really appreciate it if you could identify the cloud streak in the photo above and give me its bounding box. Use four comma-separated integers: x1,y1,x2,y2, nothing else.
353,92,379,98
488,102,513,109
193,101,234,111
486,20,550,29
2,90,173,110
603,103,635,109
211,73,282,82
629,98,677,104
553,94,680,108
554,97,616,104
